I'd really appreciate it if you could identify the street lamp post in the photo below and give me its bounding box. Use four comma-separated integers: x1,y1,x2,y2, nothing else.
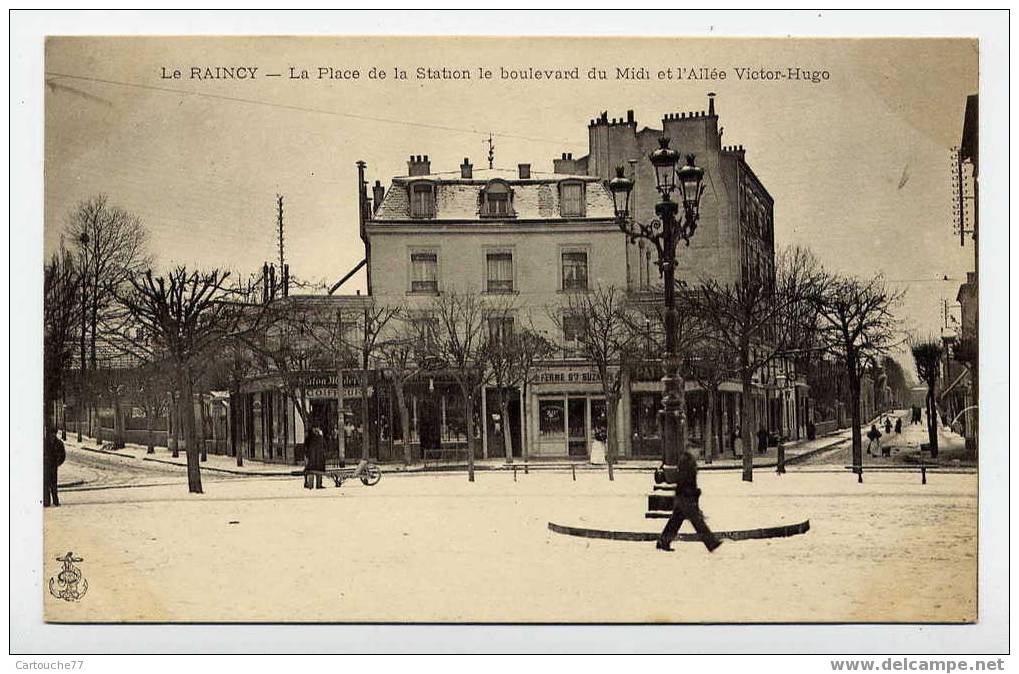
609,137,704,489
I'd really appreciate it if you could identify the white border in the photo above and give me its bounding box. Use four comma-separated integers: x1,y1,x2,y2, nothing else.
9,10,1010,655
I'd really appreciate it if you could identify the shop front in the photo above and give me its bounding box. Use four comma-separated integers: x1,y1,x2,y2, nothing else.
528,365,609,459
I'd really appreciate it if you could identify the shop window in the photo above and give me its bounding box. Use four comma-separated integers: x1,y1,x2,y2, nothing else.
410,251,438,293
538,399,566,439
561,250,589,290
486,251,514,293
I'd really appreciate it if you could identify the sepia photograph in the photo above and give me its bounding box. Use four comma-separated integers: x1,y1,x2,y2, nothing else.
10,9,1009,658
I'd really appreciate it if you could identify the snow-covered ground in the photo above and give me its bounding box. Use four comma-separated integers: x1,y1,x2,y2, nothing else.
44,460,976,624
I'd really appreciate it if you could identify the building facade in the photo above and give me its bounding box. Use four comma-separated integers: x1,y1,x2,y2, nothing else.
358,98,804,462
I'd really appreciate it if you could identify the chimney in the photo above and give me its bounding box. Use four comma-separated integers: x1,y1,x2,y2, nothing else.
708,92,716,116
460,157,473,179
518,163,531,179
407,154,431,177
626,109,634,124
372,180,385,215
554,152,578,175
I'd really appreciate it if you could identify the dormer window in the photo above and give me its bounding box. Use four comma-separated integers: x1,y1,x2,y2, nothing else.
409,182,435,218
559,180,586,217
480,180,514,218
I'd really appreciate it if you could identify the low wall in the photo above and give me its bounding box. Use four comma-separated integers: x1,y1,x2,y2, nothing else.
814,420,839,436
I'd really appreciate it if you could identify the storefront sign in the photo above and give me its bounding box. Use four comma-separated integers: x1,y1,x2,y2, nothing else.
305,386,373,400
302,372,370,388
534,367,601,385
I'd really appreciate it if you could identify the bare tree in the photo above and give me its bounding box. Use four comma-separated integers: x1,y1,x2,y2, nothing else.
549,285,641,480
691,246,821,482
426,290,492,482
685,337,736,463
44,246,80,431
65,195,149,435
119,267,262,493
813,272,904,474
349,304,400,460
377,312,427,466
131,360,171,455
483,302,555,464
502,325,556,465
910,337,944,459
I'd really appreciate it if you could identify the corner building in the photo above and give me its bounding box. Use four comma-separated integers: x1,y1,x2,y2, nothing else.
363,97,802,461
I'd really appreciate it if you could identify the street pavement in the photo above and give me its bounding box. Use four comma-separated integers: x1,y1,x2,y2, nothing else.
43,467,977,623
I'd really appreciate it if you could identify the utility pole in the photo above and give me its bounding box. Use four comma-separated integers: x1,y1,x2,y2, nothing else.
486,133,495,169
276,194,285,274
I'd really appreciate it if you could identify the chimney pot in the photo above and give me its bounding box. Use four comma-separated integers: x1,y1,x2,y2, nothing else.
460,157,473,179
627,110,634,123
518,163,531,179
708,92,716,116
408,154,432,176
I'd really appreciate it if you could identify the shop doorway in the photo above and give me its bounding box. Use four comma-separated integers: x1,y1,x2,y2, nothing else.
567,397,588,457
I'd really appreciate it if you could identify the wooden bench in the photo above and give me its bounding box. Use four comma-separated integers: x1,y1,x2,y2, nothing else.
846,464,933,484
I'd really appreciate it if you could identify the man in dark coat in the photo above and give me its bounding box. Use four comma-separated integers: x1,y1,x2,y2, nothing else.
304,426,326,489
757,427,769,455
656,449,722,553
44,425,66,507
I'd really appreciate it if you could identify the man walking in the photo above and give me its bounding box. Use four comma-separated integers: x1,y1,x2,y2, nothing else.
656,448,722,553
44,425,66,507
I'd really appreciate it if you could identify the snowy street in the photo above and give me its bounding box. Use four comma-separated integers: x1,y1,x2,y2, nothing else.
44,432,977,623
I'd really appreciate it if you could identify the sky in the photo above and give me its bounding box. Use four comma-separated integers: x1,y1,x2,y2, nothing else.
44,36,977,346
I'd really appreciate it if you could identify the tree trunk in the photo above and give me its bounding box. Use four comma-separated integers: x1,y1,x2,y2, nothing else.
848,353,863,475
521,384,530,465
176,367,203,494
464,391,476,482
741,369,754,483
231,383,243,467
926,386,939,458
360,371,371,461
394,382,412,466
146,402,155,453
112,389,125,449
335,364,346,463
199,393,208,462
168,391,179,457
605,393,618,481
500,389,513,464
705,387,716,464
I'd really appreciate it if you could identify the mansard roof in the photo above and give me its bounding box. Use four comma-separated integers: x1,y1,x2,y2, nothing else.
372,168,615,222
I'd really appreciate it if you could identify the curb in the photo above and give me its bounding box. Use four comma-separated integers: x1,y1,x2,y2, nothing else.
139,456,295,477
547,519,811,542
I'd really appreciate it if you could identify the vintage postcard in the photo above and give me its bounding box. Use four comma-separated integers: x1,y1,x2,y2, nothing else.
40,34,982,626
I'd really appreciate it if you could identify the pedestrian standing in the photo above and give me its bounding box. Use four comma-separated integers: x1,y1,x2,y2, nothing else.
44,425,66,507
895,418,902,434
304,426,326,489
866,424,882,457
656,449,722,553
884,417,893,435
757,427,769,455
